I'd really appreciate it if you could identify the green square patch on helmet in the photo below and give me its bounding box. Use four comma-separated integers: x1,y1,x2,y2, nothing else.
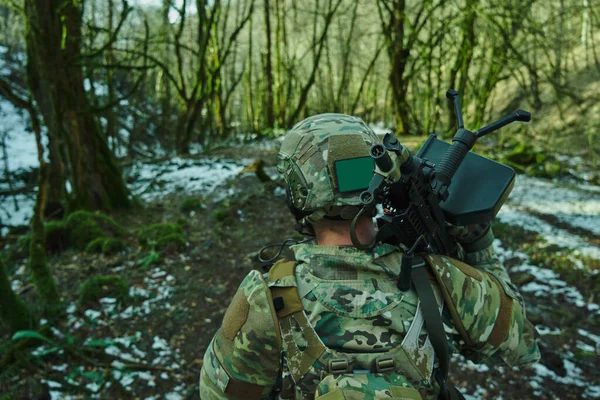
277,114,380,223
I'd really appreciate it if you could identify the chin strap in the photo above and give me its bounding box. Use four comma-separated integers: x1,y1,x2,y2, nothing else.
350,206,377,250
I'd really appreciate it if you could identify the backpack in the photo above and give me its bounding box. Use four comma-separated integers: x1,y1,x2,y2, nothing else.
266,257,465,400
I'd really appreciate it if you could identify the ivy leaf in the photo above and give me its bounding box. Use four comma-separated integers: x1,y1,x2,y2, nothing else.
84,338,116,348
11,330,55,344
136,250,161,270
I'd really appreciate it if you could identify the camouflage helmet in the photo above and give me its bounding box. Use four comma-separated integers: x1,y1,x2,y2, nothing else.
277,113,379,223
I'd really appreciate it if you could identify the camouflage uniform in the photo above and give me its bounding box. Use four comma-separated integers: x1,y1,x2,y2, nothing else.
200,241,540,399
200,114,540,399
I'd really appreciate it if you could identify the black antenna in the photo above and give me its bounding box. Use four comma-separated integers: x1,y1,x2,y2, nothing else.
446,89,464,129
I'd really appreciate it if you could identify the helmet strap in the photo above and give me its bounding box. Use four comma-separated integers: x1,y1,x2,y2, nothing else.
350,206,377,250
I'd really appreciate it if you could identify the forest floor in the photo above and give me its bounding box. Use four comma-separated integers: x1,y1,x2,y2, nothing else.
1,136,600,400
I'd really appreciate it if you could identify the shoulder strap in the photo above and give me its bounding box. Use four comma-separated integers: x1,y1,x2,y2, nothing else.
411,256,465,400
267,259,327,384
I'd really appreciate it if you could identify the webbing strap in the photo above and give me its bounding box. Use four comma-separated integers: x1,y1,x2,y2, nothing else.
411,258,465,400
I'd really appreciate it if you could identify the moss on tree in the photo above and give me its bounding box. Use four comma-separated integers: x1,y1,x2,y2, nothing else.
138,223,182,247
28,164,62,319
78,275,129,306
44,220,69,253
0,259,36,334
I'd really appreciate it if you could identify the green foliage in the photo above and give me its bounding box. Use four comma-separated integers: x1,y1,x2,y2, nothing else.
481,138,566,179
11,330,54,344
78,275,129,306
212,208,230,223
492,221,599,299
44,220,69,253
66,211,124,250
136,250,162,270
102,238,125,254
137,223,182,247
15,233,31,257
84,237,125,255
155,233,187,252
541,161,562,178
85,237,106,254
13,221,69,257
180,197,204,213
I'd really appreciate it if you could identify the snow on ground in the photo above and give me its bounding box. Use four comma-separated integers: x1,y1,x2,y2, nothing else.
452,239,600,399
498,205,600,261
16,265,189,399
506,175,600,235
497,174,600,262
128,156,250,201
493,240,600,313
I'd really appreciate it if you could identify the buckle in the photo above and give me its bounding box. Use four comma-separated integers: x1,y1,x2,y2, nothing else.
375,355,395,373
329,358,351,375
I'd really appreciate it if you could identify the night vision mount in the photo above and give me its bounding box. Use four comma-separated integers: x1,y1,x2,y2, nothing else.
351,89,531,288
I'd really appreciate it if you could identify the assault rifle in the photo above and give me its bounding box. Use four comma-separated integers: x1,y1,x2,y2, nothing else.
353,89,531,290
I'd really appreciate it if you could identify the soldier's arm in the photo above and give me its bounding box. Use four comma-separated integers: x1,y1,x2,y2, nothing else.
425,254,541,367
199,270,282,399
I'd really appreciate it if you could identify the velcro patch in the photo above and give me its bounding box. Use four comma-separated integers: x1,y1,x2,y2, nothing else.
222,290,250,340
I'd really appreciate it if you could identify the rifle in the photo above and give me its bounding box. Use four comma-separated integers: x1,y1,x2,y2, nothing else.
352,89,531,290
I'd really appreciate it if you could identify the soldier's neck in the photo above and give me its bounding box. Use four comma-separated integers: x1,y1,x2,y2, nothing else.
313,217,376,246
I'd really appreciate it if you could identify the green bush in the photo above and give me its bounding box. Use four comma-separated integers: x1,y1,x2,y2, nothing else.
180,197,204,213
66,211,124,250
16,234,31,256
212,208,229,222
102,238,125,254
85,237,106,254
44,221,69,253
155,233,187,252
78,275,129,306
138,223,182,247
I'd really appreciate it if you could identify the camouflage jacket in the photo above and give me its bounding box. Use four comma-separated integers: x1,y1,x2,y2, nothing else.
200,242,541,399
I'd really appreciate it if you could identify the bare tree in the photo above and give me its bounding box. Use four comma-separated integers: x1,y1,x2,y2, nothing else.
24,0,133,210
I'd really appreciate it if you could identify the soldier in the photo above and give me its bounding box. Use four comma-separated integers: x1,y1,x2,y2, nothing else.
200,114,540,399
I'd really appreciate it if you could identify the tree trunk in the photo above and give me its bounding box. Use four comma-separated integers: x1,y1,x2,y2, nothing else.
286,0,342,126
105,0,117,152
447,0,478,132
380,0,411,134
262,0,275,128
0,259,36,333
24,0,132,211
29,163,62,319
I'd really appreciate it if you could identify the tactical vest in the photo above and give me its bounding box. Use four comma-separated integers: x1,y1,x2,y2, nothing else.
266,259,445,400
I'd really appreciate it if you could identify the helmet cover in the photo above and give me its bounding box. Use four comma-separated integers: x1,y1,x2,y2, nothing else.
277,113,380,223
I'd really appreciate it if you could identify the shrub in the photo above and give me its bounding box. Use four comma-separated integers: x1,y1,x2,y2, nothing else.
44,221,69,253
66,211,124,250
102,238,125,254
180,198,204,213
78,275,129,306
155,233,187,252
85,237,106,254
138,223,182,247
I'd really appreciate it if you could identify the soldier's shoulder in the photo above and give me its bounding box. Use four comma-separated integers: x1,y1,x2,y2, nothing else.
204,269,281,395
